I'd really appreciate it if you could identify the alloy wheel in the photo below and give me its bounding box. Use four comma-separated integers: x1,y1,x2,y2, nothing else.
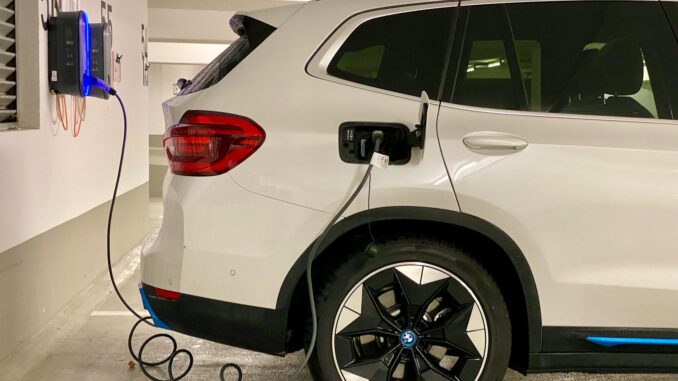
332,263,488,381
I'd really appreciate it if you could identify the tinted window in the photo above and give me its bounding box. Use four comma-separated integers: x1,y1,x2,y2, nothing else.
662,2,678,38
661,2,678,112
451,2,678,119
328,8,455,99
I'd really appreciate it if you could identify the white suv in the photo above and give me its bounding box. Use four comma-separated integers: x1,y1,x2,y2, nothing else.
141,1,678,380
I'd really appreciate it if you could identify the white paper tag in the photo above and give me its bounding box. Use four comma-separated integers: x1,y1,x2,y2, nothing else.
370,153,389,169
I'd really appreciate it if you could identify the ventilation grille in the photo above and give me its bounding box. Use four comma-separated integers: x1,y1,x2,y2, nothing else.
0,0,15,125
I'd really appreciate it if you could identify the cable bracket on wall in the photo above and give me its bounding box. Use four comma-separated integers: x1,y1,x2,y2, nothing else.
41,0,62,30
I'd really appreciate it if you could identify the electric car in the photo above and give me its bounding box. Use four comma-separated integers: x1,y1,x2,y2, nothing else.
141,0,678,380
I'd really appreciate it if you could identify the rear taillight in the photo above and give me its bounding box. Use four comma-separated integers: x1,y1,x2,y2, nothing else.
163,111,265,176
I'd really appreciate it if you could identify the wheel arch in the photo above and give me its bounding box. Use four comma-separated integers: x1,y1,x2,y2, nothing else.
279,207,542,371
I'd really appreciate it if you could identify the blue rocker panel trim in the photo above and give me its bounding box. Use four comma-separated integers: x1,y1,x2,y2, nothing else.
139,285,171,330
587,336,678,348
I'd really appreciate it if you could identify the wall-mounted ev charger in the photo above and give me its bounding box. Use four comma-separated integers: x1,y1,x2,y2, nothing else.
47,11,91,97
47,11,114,98
89,23,113,99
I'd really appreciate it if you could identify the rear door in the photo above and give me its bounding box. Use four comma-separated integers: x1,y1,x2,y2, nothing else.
437,1,678,330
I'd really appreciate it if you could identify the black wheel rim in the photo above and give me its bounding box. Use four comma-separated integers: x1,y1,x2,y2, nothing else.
332,263,488,381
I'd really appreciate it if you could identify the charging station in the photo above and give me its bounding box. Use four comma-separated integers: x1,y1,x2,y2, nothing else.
89,23,113,99
10,1,678,381
47,11,91,97
45,8,115,138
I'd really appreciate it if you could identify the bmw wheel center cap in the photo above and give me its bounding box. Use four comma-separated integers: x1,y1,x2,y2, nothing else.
399,329,418,349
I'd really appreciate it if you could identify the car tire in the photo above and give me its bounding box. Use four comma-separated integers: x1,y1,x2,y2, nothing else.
307,235,511,381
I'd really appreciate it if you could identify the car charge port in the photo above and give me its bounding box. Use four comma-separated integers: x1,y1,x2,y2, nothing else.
338,122,412,165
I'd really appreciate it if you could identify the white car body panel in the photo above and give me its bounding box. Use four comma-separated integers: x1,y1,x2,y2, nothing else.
144,173,332,308
142,0,678,361
145,1,459,309
437,103,678,329
236,3,305,28
164,0,460,214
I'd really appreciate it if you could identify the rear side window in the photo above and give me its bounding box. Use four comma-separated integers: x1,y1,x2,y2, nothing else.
179,17,275,95
450,2,678,119
328,8,455,99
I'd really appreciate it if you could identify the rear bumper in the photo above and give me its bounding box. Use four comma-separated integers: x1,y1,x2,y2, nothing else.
142,172,329,309
141,283,289,355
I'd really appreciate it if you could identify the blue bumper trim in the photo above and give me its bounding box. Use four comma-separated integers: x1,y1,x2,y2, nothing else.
587,336,678,348
139,285,171,330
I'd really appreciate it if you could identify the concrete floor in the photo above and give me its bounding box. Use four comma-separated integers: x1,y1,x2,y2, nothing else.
0,200,675,381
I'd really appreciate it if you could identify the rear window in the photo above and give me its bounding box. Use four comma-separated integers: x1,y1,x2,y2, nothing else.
179,17,275,95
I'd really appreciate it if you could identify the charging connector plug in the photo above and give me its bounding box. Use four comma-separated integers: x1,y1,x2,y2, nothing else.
370,130,389,169
85,75,117,96
372,130,384,153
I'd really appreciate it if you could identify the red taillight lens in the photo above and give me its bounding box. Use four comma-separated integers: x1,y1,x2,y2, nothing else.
154,287,181,301
163,111,265,176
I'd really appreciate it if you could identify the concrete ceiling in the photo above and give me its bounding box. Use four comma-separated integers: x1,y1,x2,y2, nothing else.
148,0,308,12
147,0,309,46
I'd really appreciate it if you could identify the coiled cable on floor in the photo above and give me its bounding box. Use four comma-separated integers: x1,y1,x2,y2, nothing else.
106,92,243,381
127,317,194,381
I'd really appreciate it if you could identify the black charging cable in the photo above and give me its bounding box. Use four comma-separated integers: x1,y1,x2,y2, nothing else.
294,130,385,378
105,81,386,381
106,89,244,381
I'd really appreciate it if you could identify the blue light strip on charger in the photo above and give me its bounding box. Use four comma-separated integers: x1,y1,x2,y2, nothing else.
81,11,91,97
587,336,678,348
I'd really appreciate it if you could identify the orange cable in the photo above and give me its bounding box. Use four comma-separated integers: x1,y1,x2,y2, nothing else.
73,97,86,138
78,96,86,121
72,96,77,137
72,96,80,137
56,94,68,132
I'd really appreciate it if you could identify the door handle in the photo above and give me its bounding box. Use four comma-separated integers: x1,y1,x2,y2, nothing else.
463,132,529,152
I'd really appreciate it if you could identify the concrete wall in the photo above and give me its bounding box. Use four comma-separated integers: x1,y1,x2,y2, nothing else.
148,8,236,43
148,63,203,197
149,42,230,65
148,63,203,135
0,0,149,361
0,184,148,362
148,0,306,12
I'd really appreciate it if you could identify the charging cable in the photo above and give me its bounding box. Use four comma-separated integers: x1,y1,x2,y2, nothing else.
101,72,387,380
294,130,386,378
103,84,230,381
